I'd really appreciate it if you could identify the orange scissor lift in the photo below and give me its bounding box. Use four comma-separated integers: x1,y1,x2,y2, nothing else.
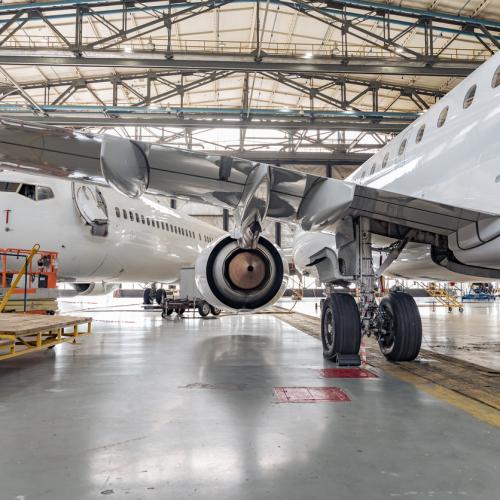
0,245,59,314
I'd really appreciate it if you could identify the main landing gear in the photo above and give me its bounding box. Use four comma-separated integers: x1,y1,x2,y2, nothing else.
320,217,422,364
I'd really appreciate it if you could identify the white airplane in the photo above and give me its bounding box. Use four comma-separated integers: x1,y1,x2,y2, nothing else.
0,171,223,304
1,50,500,365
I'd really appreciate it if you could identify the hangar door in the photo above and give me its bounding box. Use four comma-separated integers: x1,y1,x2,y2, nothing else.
72,182,109,237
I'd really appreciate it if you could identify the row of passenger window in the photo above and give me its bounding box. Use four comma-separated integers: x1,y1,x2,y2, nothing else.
357,65,500,182
114,206,215,244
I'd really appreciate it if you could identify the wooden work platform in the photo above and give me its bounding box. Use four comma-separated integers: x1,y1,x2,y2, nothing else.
0,313,92,360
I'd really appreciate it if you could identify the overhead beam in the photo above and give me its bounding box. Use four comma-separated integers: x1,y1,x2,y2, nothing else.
0,54,480,77
0,105,415,132
1,0,499,33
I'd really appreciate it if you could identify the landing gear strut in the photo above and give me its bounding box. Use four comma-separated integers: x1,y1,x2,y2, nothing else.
319,217,423,364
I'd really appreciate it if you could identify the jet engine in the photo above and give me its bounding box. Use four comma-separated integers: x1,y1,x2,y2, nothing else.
71,282,119,296
195,235,288,311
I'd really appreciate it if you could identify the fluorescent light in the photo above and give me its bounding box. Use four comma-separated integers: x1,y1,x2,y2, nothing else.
303,52,313,59
123,46,133,53
395,47,404,53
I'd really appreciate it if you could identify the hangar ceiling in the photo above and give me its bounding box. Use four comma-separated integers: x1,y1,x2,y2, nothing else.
0,0,498,174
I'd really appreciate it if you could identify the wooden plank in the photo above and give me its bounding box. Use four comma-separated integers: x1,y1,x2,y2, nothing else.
0,313,91,335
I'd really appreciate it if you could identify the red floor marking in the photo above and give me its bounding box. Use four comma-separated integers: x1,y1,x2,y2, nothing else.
274,386,351,403
319,368,378,379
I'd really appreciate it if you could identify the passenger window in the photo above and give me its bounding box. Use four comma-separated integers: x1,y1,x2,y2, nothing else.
122,209,127,219
437,106,448,128
463,85,476,109
174,226,178,234
115,207,120,217
369,164,376,176
141,215,145,224
398,138,407,156
360,171,366,181
0,182,20,192
36,186,54,200
416,124,425,143
161,222,165,230
129,211,133,220
135,213,140,223
382,153,389,169
19,183,36,200
146,218,150,226
492,65,500,88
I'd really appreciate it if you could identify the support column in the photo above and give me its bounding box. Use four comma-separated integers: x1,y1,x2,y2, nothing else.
275,222,282,248
222,208,229,232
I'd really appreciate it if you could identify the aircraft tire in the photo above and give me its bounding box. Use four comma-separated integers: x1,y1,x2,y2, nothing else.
143,288,153,305
378,292,422,362
321,293,361,360
155,288,166,305
175,308,185,316
210,305,221,316
197,301,211,317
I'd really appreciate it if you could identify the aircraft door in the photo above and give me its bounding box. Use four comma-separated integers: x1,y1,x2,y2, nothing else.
72,182,109,236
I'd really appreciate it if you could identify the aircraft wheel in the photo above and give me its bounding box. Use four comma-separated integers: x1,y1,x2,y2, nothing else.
210,305,221,316
197,301,211,317
155,288,166,305
378,292,422,362
143,288,153,305
161,308,174,319
321,293,361,361
175,308,185,316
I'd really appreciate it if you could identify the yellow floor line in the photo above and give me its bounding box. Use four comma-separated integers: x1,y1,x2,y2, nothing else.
379,364,500,428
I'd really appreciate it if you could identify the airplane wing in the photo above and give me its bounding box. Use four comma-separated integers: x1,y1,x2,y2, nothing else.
0,117,494,242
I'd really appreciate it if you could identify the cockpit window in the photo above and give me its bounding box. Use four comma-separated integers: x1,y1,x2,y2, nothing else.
1,182,54,200
0,182,20,192
19,183,36,200
36,186,54,201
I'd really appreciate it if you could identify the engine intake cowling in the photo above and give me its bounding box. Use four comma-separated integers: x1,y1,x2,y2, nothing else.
71,282,119,296
195,235,288,311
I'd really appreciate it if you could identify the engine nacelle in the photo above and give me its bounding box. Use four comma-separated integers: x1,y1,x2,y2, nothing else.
71,282,119,296
195,235,288,312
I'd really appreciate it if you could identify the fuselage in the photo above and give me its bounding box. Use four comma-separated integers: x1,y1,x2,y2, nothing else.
296,51,500,282
0,171,224,283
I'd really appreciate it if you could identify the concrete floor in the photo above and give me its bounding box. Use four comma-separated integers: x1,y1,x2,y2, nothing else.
0,304,499,500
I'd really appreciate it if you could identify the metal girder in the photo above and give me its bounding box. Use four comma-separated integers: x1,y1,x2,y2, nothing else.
1,0,500,33
10,69,446,99
0,105,414,132
0,54,480,77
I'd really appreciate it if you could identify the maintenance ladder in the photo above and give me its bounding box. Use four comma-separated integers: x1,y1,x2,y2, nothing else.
415,282,464,312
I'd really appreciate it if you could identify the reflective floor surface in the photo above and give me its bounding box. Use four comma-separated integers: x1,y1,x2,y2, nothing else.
0,300,499,500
